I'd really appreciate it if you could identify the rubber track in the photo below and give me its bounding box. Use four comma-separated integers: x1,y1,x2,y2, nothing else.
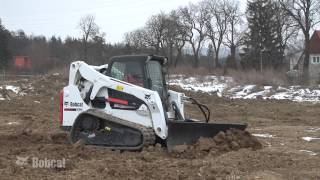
71,109,156,150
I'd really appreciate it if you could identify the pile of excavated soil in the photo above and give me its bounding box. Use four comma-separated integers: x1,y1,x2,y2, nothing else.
171,128,262,158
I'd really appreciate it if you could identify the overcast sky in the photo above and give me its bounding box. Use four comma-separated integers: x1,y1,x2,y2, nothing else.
0,0,205,43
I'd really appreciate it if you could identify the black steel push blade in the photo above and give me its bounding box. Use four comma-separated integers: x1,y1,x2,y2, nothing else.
166,120,247,150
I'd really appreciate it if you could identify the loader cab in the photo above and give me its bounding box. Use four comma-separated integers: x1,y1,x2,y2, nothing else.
106,55,169,102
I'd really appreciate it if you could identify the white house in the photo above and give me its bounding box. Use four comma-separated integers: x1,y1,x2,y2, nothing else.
309,30,320,80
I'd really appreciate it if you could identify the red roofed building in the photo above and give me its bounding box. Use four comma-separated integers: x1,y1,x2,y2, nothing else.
13,56,32,71
310,30,320,54
309,30,320,79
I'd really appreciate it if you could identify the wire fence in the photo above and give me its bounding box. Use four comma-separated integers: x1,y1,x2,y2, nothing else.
0,70,34,85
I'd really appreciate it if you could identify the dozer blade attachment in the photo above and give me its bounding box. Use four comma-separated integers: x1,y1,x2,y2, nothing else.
166,120,247,150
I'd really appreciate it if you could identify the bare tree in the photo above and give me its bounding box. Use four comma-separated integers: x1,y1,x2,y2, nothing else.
279,0,320,79
223,0,245,69
204,0,229,69
78,15,99,60
124,11,188,66
145,13,167,54
275,2,299,66
161,13,179,64
160,10,189,66
179,4,207,68
124,28,148,51
170,10,188,67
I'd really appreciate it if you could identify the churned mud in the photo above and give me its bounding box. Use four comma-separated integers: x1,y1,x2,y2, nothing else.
0,74,319,179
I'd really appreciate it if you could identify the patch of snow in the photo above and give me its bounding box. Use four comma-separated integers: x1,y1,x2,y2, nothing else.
302,137,320,142
265,141,272,147
306,127,320,132
5,85,20,94
270,88,320,102
169,75,230,97
232,85,256,98
88,133,96,138
243,88,271,99
252,133,274,138
169,74,320,103
264,86,272,90
299,150,317,156
7,122,19,125
20,92,27,96
0,85,29,100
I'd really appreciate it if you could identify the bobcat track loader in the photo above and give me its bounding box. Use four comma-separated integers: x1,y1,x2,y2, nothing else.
60,55,247,150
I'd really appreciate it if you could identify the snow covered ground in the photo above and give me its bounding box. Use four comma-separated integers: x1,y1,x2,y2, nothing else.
2,75,320,103
302,137,320,142
252,133,274,138
169,75,320,103
0,85,25,100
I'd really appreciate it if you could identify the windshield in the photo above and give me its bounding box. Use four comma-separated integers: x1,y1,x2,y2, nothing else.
146,61,164,96
110,61,144,87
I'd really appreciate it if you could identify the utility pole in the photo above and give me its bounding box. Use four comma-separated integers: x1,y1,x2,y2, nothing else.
260,48,268,73
260,50,263,73
259,40,263,73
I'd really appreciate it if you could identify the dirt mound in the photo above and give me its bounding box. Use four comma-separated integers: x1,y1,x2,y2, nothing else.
171,129,262,158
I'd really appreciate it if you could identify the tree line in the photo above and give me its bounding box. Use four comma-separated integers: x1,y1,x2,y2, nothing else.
0,0,319,75
0,17,126,73
124,0,320,73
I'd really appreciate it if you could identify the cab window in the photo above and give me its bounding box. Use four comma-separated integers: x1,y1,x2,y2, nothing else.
110,62,125,80
146,61,164,95
110,61,144,87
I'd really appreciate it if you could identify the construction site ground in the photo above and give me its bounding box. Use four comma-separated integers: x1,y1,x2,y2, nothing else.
0,74,319,180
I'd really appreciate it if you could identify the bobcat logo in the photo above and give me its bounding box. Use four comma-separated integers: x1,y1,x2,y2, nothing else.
145,94,151,100
15,156,29,166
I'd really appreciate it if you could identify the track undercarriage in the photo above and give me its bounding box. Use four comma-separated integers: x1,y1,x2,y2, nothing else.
70,110,155,150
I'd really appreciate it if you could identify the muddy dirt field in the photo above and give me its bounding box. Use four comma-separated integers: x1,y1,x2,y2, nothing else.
0,74,319,180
